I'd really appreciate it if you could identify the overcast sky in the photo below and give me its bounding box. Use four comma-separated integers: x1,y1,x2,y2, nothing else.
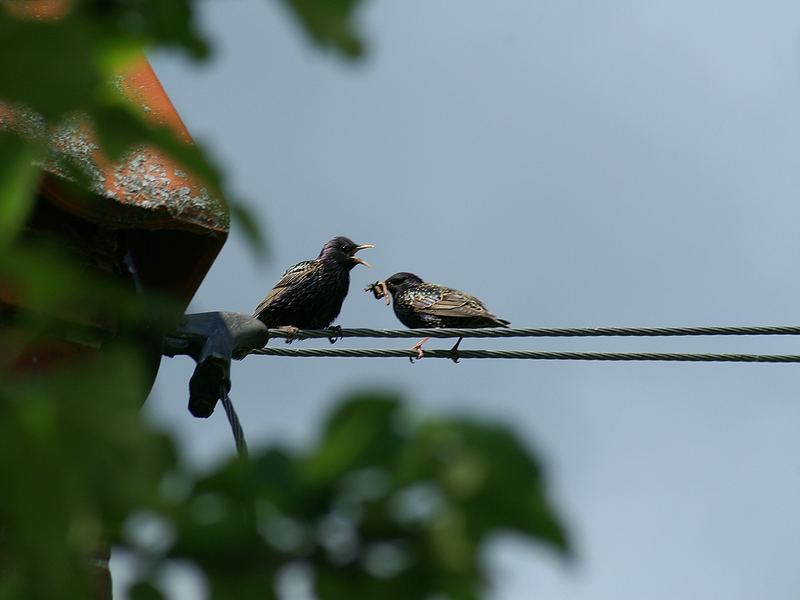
119,1,800,598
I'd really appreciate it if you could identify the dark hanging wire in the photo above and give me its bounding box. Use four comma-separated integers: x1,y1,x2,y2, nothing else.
219,383,248,458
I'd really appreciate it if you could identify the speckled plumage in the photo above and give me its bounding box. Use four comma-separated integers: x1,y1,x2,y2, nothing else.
254,236,372,329
384,272,510,329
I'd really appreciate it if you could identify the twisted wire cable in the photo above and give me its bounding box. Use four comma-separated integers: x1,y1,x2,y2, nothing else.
220,383,248,458
251,347,800,363
266,324,800,341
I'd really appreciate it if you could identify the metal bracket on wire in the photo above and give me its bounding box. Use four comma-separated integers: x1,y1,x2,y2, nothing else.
162,312,269,418
162,312,272,457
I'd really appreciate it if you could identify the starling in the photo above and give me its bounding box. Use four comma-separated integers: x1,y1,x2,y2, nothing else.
374,272,509,359
254,236,374,337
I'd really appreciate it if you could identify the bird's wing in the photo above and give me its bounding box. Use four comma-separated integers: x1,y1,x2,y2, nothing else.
253,260,319,316
411,288,495,319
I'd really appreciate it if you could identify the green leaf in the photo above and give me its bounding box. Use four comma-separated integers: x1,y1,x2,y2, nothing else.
230,202,268,258
0,346,175,598
417,421,570,554
305,393,403,482
0,15,104,119
74,0,210,60
276,0,367,58
129,580,166,600
0,132,40,245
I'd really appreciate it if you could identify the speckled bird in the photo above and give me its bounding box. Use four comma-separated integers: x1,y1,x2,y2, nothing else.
254,236,373,334
381,272,509,359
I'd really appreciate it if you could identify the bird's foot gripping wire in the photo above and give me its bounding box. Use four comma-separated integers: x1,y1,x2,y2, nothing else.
327,325,343,344
276,325,300,344
409,337,431,363
365,281,391,305
408,337,462,364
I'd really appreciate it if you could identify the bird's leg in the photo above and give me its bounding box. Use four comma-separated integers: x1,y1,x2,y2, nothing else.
327,325,342,344
410,337,431,362
448,337,463,364
275,325,300,344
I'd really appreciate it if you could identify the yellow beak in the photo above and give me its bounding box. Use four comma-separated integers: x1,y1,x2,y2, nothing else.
350,243,374,267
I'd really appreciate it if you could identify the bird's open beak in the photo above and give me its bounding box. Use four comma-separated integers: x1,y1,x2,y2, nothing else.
350,243,374,268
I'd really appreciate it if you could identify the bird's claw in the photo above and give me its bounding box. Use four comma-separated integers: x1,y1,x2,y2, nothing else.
408,347,424,364
365,281,391,305
327,325,343,344
276,325,300,344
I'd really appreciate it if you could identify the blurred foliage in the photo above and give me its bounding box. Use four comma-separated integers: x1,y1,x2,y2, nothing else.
0,0,568,599
0,132,40,245
127,393,567,599
0,346,175,599
277,0,366,58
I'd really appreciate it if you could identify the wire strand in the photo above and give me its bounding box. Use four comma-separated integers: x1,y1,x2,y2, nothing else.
251,347,800,363
219,383,248,458
266,324,800,341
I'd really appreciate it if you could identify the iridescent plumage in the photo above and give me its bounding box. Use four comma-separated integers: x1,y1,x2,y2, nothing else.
254,236,373,329
384,272,510,329
380,272,509,359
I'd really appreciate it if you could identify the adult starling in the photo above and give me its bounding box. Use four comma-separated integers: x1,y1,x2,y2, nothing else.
254,236,374,336
373,272,509,359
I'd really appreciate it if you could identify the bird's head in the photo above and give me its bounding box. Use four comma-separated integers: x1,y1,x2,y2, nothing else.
384,272,424,296
320,236,374,269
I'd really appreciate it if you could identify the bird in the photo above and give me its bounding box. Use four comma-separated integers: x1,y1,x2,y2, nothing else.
254,236,374,338
372,272,509,360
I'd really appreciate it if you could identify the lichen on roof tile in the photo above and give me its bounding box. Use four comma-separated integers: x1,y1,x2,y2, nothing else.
1,101,229,233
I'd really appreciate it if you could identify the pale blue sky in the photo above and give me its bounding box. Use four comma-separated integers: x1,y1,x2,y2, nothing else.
117,1,800,598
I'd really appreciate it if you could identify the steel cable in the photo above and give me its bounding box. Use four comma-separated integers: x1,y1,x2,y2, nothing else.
265,324,800,341
251,347,800,363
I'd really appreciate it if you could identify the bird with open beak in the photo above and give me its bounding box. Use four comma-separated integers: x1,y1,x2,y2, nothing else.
254,236,374,336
